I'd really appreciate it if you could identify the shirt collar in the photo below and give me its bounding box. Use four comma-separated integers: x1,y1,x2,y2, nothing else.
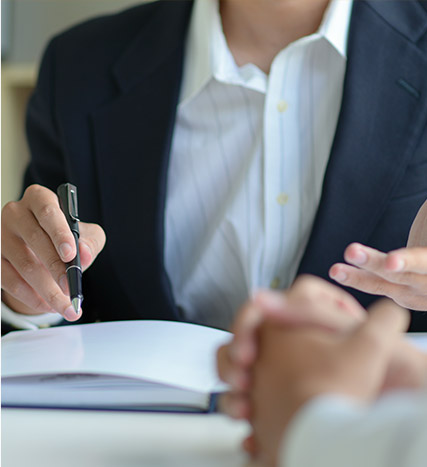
180,0,353,106
319,0,353,58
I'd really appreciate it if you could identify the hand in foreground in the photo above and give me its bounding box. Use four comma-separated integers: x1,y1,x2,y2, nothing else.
330,200,427,310
2,184,106,321
217,276,367,420
251,300,410,467
217,276,427,458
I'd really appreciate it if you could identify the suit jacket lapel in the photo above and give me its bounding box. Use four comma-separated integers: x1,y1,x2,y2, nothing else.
298,0,427,279
90,1,193,319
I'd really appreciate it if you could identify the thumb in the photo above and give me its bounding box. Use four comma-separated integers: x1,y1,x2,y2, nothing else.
79,222,106,271
342,299,410,398
407,200,427,248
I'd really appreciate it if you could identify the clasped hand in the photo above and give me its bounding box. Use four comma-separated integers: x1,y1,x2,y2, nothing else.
217,276,427,466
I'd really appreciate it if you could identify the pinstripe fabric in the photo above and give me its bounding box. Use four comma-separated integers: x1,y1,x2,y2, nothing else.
165,0,353,329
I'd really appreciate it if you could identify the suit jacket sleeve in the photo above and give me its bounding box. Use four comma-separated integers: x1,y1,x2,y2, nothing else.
281,391,427,467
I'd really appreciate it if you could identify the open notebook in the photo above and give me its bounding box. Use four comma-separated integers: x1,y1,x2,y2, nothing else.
1,320,232,412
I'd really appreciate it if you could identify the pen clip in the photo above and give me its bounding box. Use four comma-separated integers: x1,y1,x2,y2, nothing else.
67,185,80,222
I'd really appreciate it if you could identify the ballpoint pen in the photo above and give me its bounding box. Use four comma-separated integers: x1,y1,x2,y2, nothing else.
57,183,83,315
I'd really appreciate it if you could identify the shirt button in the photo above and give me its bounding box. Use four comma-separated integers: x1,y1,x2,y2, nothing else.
270,277,280,289
277,100,288,112
276,193,289,205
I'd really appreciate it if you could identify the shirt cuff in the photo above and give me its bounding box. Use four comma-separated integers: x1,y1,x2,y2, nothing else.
279,394,366,467
1,301,64,330
279,390,427,467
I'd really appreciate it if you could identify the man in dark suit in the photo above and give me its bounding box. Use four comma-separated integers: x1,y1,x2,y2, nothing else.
2,0,427,330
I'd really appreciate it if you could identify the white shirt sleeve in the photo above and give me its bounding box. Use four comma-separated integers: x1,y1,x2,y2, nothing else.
1,301,64,330
280,390,427,467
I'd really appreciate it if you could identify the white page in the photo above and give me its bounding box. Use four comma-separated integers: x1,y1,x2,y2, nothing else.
3,374,209,409
1,320,232,393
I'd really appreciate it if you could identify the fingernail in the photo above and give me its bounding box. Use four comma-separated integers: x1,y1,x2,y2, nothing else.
59,243,73,260
64,305,79,321
352,250,368,265
59,274,68,294
332,270,348,282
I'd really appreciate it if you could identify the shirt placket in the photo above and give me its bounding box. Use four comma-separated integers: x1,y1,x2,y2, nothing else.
261,45,304,290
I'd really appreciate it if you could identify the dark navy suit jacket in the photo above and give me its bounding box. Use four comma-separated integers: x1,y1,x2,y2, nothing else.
24,1,427,330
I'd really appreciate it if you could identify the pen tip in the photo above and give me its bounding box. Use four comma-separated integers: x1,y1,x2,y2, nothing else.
71,297,82,315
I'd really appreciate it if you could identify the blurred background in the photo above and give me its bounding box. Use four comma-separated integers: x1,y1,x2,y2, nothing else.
1,0,146,207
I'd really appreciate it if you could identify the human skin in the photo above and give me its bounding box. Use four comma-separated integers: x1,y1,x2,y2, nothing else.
330,200,427,310
250,300,412,466
217,276,427,425
1,184,106,321
220,0,331,73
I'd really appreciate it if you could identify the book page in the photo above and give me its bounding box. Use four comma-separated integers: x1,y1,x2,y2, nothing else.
2,320,232,393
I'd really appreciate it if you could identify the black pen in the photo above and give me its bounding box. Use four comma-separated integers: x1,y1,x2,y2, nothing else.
57,183,83,314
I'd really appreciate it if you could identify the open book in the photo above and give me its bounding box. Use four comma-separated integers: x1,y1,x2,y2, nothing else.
1,320,232,412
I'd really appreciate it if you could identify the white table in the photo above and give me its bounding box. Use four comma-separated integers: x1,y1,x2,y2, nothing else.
2,408,252,467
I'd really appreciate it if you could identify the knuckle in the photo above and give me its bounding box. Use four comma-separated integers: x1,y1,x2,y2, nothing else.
371,281,387,296
27,226,44,246
45,289,63,307
38,203,56,221
7,280,23,298
46,256,65,274
52,228,73,245
1,201,19,220
294,275,319,293
33,297,50,313
24,184,45,200
20,258,37,277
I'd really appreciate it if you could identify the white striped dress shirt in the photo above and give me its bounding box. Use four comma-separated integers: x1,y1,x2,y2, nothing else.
165,0,353,330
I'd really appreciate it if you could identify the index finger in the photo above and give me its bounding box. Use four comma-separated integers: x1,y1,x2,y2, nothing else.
230,301,264,367
24,185,76,262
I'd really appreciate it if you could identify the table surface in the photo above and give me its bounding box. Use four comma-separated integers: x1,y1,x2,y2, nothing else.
2,408,254,467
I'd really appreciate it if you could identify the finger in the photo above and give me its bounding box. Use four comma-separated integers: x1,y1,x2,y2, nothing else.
1,258,54,314
408,200,427,248
330,263,420,297
229,301,264,367
6,208,68,290
342,243,427,287
217,392,251,420
217,344,251,390
386,248,427,275
2,237,81,321
255,281,365,333
24,185,77,262
217,344,232,382
242,434,258,458
343,299,409,396
257,275,363,320
343,243,388,274
290,275,366,320
79,223,106,271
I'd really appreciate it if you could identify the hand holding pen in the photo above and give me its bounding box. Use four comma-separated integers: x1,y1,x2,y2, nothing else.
1,184,106,321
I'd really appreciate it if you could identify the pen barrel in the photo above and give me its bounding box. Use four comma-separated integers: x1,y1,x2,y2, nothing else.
66,231,83,302
66,264,83,302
